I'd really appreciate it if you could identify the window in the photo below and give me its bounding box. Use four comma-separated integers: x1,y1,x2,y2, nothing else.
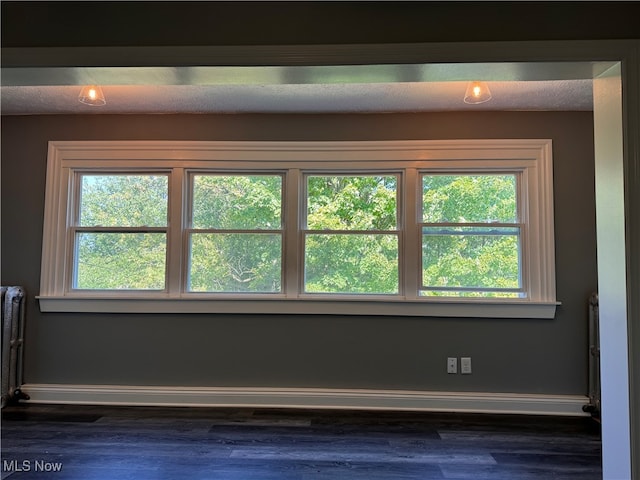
419,174,522,298
304,175,399,295
74,174,169,290
188,174,283,293
39,140,557,317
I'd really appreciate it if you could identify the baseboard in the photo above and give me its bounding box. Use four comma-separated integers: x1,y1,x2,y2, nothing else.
19,384,590,416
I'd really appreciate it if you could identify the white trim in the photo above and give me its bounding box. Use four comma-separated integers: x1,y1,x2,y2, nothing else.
36,297,559,318
594,63,633,480
39,139,556,317
20,384,589,417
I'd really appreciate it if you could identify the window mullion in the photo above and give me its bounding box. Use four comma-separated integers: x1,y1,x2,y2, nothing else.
167,167,184,297
516,170,531,299
284,168,300,298
403,168,419,300
65,171,83,293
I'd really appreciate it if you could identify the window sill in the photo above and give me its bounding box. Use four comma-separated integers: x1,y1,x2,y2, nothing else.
37,296,559,319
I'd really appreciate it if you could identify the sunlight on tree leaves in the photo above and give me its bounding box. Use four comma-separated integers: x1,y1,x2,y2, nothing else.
76,232,166,289
305,234,398,294
193,175,281,229
75,171,521,296
305,176,399,294
422,175,516,223
189,233,282,292
421,174,521,297
307,176,397,230
80,175,168,227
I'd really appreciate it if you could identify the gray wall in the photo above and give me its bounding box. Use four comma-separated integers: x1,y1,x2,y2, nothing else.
0,111,596,394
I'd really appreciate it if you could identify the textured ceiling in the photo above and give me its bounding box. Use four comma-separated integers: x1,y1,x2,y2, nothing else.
1,80,592,115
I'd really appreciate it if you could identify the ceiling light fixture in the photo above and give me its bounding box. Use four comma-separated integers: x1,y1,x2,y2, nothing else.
464,81,492,104
78,85,106,106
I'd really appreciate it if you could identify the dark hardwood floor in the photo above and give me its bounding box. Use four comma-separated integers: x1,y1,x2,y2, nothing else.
1,404,601,479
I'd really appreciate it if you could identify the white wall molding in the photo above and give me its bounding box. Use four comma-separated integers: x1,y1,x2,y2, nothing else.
21,384,589,417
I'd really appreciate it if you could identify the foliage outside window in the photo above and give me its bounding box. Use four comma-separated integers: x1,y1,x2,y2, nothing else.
188,175,283,293
39,140,557,318
304,175,399,294
75,174,168,290
420,174,522,297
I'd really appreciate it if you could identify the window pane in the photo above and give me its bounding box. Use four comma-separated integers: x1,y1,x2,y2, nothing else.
305,234,398,294
422,226,521,291
192,175,282,229
189,233,282,292
422,174,517,223
75,232,166,289
79,175,168,227
307,176,397,230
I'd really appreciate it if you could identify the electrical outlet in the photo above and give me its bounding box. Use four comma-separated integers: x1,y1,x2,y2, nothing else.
447,357,458,374
461,357,472,374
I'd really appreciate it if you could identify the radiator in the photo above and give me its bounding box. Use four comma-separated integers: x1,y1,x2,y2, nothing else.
583,292,600,417
1,286,29,407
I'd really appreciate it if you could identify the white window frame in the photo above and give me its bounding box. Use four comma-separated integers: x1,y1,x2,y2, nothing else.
71,171,171,291
186,171,286,294
302,172,402,296
417,171,525,298
38,140,558,318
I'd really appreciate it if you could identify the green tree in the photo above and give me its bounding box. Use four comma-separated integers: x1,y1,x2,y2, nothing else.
421,175,520,296
75,175,168,289
305,176,398,294
189,175,282,292
76,232,166,289
422,174,516,223
79,175,168,227
75,172,520,297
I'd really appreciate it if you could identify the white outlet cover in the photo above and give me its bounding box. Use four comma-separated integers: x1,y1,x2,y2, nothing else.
461,357,472,374
447,357,458,374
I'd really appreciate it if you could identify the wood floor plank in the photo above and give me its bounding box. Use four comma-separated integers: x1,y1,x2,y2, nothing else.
440,464,602,480
1,405,601,479
492,452,602,469
229,447,497,465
